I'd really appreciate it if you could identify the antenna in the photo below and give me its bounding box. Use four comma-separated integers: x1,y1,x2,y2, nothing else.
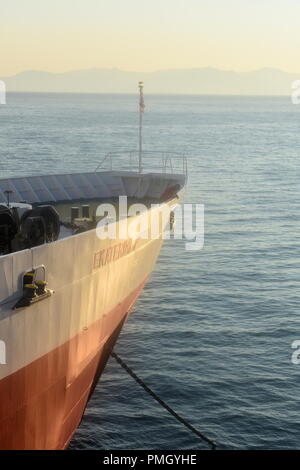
138,81,145,174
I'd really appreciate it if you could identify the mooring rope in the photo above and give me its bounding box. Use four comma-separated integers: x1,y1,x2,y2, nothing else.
111,351,217,450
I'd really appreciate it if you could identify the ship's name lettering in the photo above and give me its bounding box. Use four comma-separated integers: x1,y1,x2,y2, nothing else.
93,239,137,270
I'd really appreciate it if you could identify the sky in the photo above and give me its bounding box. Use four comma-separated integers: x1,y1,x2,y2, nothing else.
2,0,300,76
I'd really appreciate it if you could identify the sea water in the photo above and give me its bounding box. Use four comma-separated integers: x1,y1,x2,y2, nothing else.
1,93,300,449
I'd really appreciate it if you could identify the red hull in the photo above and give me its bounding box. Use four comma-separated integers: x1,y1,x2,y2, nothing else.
0,278,147,450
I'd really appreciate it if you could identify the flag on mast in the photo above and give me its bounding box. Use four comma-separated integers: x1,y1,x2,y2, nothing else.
139,81,145,113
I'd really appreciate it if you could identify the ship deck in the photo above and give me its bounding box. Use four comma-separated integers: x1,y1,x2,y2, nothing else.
55,196,158,240
0,170,185,207
0,170,185,256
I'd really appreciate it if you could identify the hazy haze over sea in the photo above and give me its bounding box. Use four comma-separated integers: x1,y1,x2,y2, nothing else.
2,67,299,95
1,93,300,449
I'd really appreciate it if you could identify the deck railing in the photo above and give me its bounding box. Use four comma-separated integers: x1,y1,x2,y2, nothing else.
95,151,188,177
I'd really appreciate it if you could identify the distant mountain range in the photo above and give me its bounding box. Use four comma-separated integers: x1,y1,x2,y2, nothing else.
1,67,299,95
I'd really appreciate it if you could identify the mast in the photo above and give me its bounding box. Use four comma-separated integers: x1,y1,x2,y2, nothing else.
138,81,145,174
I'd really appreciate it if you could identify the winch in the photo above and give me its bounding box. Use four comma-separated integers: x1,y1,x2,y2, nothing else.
0,203,60,255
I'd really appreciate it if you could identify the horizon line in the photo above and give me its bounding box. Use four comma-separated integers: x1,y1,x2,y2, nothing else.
4,90,293,97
